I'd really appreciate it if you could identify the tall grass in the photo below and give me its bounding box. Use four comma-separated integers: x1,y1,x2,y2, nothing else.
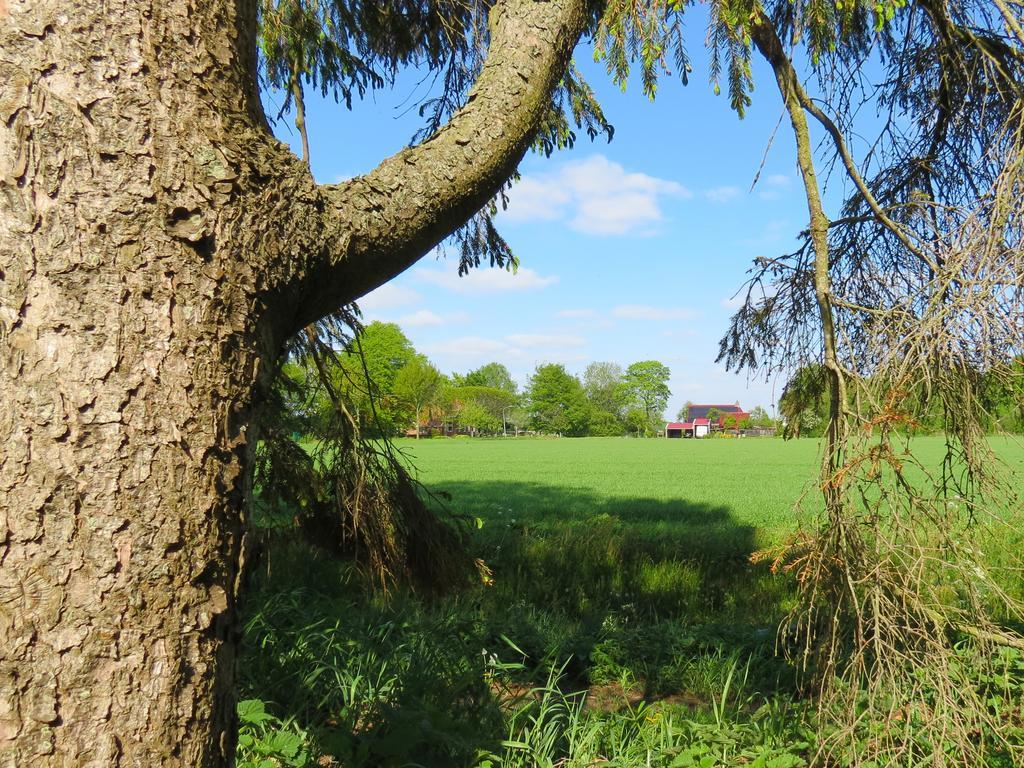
237,538,812,766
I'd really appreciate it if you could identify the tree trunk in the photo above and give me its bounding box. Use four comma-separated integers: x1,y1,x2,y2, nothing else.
0,264,261,766
0,0,589,763
0,2,280,762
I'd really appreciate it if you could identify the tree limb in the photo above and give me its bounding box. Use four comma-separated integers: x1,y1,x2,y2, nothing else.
749,7,852,465
278,0,592,336
993,0,1024,48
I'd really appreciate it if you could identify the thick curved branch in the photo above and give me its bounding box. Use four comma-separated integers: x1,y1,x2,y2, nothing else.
283,0,591,335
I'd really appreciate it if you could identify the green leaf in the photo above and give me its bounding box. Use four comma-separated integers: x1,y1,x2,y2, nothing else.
266,730,304,758
237,699,274,725
766,753,806,768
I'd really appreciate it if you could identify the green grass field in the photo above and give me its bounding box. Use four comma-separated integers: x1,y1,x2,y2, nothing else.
395,435,1023,612
398,435,824,548
397,434,1024,537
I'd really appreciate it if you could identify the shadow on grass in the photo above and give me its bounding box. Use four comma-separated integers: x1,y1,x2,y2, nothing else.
238,479,799,766
238,545,515,767
423,481,798,705
430,479,789,620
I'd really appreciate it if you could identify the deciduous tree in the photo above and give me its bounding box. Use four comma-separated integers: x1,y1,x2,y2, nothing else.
339,321,423,433
583,361,624,414
460,362,518,394
747,405,772,429
675,400,694,422
394,358,444,438
620,361,671,431
525,364,591,436
456,400,502,435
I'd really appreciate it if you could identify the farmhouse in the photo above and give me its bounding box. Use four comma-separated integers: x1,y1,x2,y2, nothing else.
665,404,751,438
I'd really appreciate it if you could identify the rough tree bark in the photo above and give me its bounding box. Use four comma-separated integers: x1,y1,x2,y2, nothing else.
0,0,590,764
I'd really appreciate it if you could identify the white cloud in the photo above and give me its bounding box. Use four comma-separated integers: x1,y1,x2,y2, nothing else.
572,192,662,235
505,333,585,349
414,266,558,294
357,282,422,311
705,186,741,204
612,304,698,321
741,219,791,248
501,155,690,236
501,177,570,220
397,309,445,327
721,295,745,310
757,174,791,201
422,332,586,363
556,307,613,330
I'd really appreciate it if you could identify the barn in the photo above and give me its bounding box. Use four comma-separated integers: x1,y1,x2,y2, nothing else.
664,417,712,438
665,421,688,438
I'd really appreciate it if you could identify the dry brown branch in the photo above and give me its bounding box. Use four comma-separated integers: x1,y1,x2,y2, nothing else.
730,5,1024,764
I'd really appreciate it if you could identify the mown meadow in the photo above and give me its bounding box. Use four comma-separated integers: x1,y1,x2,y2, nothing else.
237,436,1024,767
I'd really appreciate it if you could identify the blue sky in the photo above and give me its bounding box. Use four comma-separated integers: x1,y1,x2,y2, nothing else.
266,20,826,419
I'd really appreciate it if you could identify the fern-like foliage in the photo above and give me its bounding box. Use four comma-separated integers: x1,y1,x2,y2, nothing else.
251,308,481,594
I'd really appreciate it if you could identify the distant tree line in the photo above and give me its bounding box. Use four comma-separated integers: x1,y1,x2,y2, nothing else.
284,321,1024,441
281,320,1022,442
285,321,784,438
